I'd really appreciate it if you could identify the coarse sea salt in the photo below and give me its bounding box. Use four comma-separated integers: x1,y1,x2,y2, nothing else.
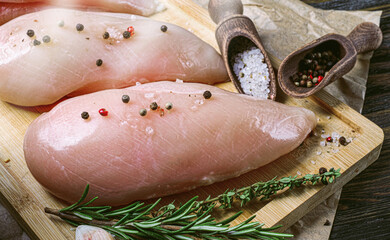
232,47,270,99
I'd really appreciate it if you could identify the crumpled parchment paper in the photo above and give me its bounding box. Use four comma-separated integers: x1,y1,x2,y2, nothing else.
0,1,381,239
193,0,381,239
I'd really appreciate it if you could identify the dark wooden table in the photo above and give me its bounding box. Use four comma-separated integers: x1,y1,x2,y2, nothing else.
301,1,390,239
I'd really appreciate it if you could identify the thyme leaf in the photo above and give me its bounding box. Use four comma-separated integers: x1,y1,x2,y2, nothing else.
45,168,340,239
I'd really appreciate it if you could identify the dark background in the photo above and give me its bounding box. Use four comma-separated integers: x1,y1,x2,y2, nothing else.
301,1,390,239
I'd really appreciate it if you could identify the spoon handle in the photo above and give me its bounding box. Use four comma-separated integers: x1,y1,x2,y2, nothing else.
346,22,383,54
208,0,243,24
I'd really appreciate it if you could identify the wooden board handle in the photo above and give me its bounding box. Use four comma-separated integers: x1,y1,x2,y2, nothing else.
208,0,243,24
347,22,383,54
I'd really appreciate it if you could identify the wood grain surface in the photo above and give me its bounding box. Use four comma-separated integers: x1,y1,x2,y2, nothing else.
0,1,387,240
301,0,390,239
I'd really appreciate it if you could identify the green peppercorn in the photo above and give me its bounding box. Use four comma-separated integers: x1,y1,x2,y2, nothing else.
123,31,131,39
33,39,41,46
26,29,35,37
203,91,212,99
312,77,318,83
76,23,84,32
96,59,103,67
161,25,168,32
165,102,173,110
42,35,51,43
150,102,158,110
139,108,147,116
294,82,300,87
302,75,308,80
307,81,313,88
81,111,89,120
122,95,130,103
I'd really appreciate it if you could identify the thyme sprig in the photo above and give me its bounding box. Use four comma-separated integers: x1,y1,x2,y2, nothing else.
45,168,340,240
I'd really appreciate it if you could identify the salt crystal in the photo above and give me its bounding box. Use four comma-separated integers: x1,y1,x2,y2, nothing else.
320,141,326,147
332,132,339,139
316,151,322,155
144,93,154,98
321,129,325,133
145,127,154,135
195,99,204,105
327,116,331,120
232,46,270,99
321,134,329,139
333,149,340,153
176,78,184,83
136,82,141,86
311,160,316,165
297,171,302,176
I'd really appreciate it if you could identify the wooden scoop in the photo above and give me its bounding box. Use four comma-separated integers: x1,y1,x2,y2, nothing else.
208,0,277,100
278,22,383,98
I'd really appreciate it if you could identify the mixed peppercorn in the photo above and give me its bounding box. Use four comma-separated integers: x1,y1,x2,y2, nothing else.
290,48,340,88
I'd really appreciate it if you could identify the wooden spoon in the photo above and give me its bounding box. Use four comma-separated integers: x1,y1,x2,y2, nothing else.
208,0,277,100
278,22,383,98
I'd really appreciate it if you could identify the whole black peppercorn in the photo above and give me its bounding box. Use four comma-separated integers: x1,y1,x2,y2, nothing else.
298,72,303,77
81,111,89,120
26,29,35,37
327,61,334,70
292,74,299,82
33,39,41,46
139,108,147,117
150,102,158,110
322,51,329,60
160,25,168,32
103,32,110,39
122,95,130,103
306,53,314,60
76,23,84,32
96,59,103,67
339,136,348,146
319,167,327,174
123,31,131,39
318,69,325,76
42,35,51,43
203,90,212,99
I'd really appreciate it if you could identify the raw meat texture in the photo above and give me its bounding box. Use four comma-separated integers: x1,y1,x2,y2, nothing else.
24,81,317,206
0,0,165,25
0,9,227,106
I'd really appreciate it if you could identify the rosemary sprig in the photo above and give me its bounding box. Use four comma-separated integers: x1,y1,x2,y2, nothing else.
45,168,340,240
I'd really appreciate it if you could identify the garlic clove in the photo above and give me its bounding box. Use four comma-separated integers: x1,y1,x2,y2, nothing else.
75,225,114,240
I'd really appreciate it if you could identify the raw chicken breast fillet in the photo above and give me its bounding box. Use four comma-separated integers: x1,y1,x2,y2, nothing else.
0,0,165,25
0,9,227,106
24,82,316,206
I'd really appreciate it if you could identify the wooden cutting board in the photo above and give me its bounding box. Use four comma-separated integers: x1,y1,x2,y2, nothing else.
0,0,384,239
